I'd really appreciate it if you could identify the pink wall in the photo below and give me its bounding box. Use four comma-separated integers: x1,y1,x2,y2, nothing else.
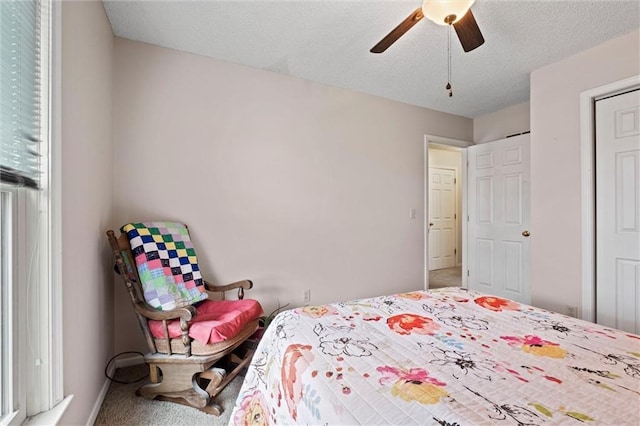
112,38,473,352
530,29,639,315
60,1,114,423
473,101,530,143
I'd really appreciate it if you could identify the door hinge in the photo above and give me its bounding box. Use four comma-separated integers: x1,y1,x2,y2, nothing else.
454,178,457,184
454,213,457,219
467,215,470,222
454,249,457,255
467,270,470,277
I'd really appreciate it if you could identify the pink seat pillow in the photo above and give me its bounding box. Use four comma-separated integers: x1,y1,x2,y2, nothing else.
148,298,263,345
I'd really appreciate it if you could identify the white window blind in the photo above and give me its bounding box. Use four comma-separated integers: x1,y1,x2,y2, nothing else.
0,0,42,190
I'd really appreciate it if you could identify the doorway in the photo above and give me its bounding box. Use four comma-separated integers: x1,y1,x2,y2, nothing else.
426,139,467,289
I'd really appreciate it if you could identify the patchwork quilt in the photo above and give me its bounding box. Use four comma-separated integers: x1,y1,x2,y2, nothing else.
122,222,208,310
231,287,640,425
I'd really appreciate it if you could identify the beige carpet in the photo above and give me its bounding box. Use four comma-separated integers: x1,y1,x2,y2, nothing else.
94,364,244,426
429,266,462,289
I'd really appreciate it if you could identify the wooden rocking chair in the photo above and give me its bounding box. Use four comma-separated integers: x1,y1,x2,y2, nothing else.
106,223,262,416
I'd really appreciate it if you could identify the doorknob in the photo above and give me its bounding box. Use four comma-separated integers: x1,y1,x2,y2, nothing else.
429,222,434,227
522,230,530,237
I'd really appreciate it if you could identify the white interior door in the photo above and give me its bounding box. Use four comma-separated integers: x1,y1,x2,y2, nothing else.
429,167,456,270
467,134,530,303
595,89,640,334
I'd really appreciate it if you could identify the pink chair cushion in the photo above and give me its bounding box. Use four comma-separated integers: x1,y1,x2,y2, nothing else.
149,299,263,345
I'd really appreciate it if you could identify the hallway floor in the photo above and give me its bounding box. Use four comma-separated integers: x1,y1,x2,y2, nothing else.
429,266,462,289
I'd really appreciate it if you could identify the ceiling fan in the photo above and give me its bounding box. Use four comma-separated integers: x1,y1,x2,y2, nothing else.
370,0,485,54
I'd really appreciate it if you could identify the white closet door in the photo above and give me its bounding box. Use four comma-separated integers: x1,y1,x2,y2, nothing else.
467,134,530,303
595,89,640,334
429,167,456,270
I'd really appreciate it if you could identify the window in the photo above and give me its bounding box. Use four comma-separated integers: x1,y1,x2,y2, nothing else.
0,191,12,421
0,0,62,424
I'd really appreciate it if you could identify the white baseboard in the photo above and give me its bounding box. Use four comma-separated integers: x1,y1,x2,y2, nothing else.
85,365,114,426
85,354,145,426
114,353,145,369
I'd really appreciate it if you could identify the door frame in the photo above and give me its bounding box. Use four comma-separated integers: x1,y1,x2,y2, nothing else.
579,74,640,322
424,134,473,290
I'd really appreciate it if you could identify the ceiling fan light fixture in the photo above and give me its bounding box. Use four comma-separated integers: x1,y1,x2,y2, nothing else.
421,0,475,25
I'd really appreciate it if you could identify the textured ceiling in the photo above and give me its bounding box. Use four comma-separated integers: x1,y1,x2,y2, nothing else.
103,0,640,118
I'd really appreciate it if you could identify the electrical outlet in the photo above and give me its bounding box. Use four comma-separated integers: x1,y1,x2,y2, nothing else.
566,305,578,318
409,208,416,219
304,289,311,303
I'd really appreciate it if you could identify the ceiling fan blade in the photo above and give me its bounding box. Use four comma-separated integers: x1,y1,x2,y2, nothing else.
453,9,484,53
370,8,424,54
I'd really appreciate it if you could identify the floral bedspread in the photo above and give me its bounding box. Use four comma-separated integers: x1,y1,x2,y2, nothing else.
230,288,640,425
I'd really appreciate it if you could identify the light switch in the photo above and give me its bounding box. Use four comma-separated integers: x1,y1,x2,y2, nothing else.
409,208,416,219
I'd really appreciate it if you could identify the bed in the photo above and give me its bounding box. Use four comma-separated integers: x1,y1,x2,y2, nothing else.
230,287,640,425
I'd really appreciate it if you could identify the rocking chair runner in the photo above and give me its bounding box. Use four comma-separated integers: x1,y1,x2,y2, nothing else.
106,222,262,416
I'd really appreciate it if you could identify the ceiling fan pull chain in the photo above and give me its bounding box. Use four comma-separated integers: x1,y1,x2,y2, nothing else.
446,24,453,97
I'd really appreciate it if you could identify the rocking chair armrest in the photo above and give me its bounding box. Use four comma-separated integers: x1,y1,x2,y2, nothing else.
133,301,196,322
204,279,253,300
